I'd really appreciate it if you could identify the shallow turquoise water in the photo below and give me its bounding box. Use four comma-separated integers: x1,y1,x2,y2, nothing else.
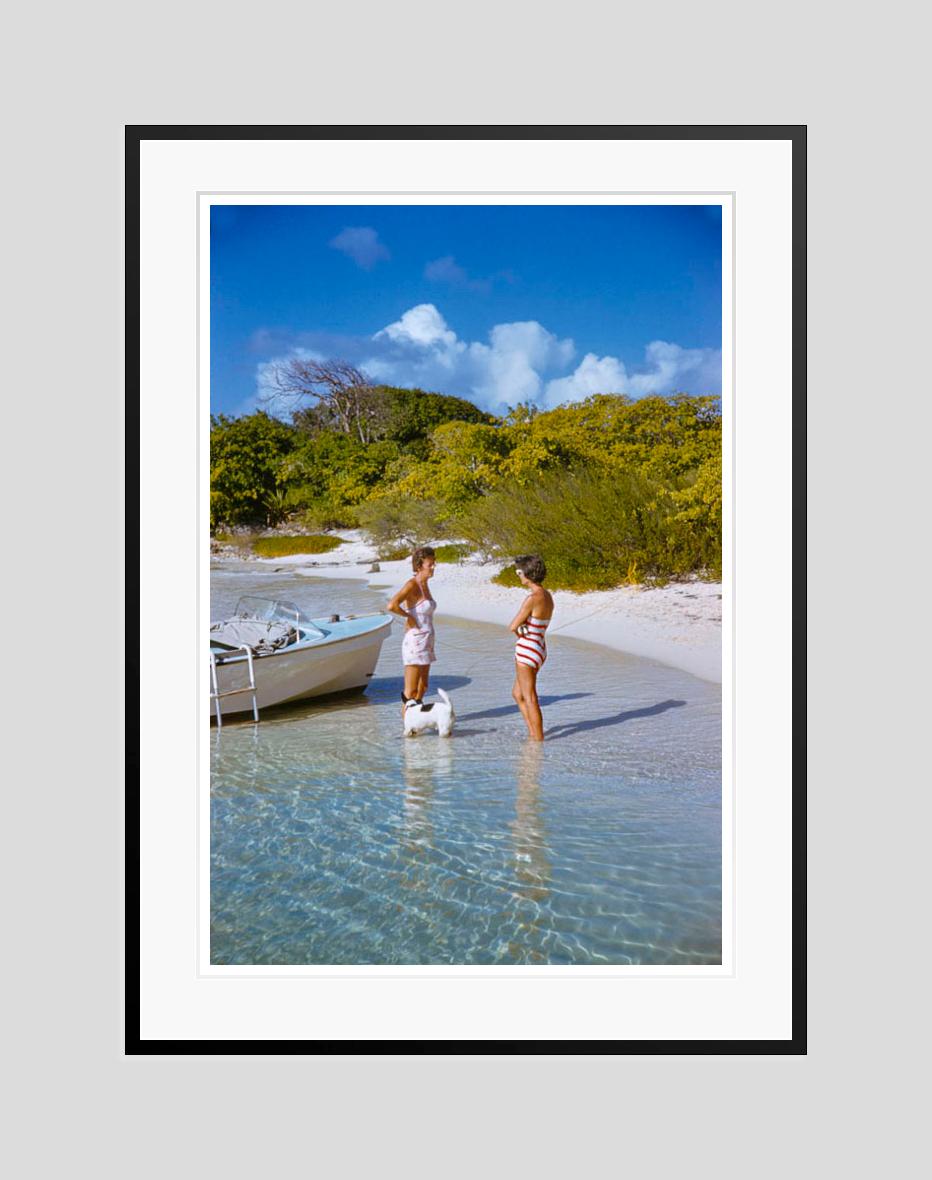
211,564,722,965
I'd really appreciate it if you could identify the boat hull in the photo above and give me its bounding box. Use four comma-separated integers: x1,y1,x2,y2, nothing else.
210,617,391,721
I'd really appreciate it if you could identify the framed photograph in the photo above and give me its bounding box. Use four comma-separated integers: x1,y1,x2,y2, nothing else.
129,126,803,1051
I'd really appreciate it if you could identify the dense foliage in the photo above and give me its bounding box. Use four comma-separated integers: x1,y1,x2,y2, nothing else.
210,412,296,527
211,382,722,586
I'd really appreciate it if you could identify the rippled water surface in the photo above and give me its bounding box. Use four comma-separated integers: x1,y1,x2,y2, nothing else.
211,564,722,965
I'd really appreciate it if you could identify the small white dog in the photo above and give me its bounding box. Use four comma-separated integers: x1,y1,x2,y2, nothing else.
403,688,455,738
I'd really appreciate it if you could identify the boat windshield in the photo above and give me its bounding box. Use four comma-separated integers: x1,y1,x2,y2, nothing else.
232,596,326,639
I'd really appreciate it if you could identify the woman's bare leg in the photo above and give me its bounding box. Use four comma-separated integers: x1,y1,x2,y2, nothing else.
514,664,544,739
516,663,544,741
513,670,532,728
403,665,425,715
417,668,430,699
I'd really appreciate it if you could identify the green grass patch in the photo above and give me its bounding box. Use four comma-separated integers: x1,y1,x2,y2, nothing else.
377,542,476,563
433,543,474,563
491,561,654,593
377,544,412,562
213,532,256,551
491,565,521,587
251,534,344,557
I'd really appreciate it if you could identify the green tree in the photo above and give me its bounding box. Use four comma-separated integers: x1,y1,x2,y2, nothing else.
379,386,495,456
210,412,296,527
279,432,401,507
381,420,512,514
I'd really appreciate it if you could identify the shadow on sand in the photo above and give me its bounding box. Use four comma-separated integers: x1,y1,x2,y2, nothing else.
544,699,687,740
458,692,594,723
368,674,473,702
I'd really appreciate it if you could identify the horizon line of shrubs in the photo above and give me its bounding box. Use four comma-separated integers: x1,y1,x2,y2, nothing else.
210,384,722,589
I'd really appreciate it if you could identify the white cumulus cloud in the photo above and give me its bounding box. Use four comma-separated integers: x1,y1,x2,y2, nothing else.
465,321,576,408
542,340,721,406
541,353,628,407
376,303,463,351
369,305,574,412
249,304,720,417
626,340,721,397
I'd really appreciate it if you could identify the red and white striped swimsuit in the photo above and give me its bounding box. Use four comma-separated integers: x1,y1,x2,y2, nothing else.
515,616,550,671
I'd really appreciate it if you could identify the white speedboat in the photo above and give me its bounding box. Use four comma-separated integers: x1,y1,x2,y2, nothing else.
209,595,392,725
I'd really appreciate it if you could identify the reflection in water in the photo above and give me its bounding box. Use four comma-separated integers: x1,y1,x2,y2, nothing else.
401,738,452,853
502,743,553,963
512,743,550,901
398,740,453,920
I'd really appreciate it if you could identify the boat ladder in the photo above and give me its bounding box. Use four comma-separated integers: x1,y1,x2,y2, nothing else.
209,645,259,728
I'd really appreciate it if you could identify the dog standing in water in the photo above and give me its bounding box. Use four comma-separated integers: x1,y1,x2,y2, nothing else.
403,687,455,738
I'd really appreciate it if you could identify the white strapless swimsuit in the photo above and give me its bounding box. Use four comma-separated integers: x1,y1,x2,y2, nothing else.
401,595,436,666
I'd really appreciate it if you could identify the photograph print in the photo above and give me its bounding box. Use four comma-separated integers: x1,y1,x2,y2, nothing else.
208,200,724,968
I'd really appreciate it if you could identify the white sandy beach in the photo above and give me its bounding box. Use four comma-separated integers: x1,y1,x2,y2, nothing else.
220,531,722,684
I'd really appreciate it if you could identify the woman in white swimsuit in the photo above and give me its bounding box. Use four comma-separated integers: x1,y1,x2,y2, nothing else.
387,546,437,713
508,554,554,742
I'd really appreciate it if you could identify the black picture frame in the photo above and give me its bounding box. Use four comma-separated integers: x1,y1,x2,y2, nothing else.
126,124,805,1055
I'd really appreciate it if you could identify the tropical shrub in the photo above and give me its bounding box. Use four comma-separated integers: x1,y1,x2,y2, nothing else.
459,465,717,590
211,384,722,586
379,386,495,449
210,412,296,527
354,493,449,552
433,543,474,563
377,420,512,515
301,499,361,532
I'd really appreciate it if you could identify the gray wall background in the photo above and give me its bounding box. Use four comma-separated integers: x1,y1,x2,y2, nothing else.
4,2,923,1175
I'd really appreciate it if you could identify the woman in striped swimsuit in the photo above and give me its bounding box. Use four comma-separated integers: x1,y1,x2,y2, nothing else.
509,554,554,742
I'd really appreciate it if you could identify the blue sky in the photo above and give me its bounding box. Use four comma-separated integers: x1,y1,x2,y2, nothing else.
210,204,722,418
